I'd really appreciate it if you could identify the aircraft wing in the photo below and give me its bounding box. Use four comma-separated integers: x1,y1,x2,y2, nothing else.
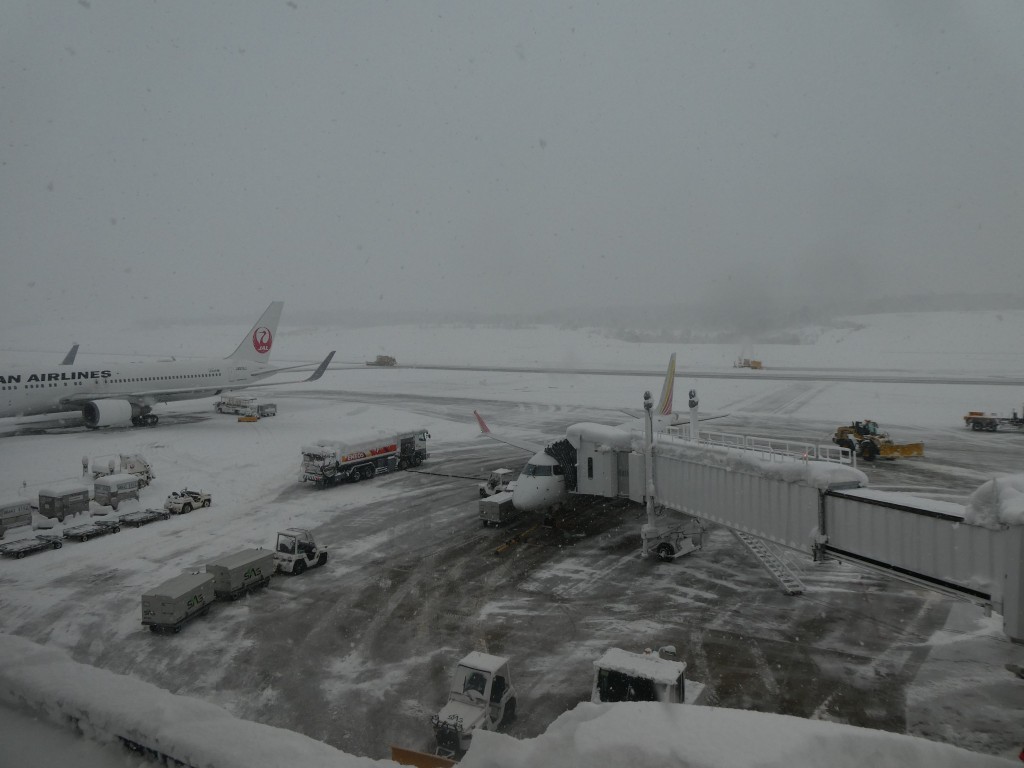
474,410,547,454
57,351,335,406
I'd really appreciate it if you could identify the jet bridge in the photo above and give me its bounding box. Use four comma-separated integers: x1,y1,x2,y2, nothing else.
568,425,1024,643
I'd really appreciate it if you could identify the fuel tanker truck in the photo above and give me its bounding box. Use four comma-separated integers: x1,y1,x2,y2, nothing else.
300,429,430,487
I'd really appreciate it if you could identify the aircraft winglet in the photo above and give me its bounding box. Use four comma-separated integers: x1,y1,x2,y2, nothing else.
305,351,335,382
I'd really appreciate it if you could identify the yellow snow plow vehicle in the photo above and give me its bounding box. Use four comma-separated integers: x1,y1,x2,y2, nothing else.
832,420,924,461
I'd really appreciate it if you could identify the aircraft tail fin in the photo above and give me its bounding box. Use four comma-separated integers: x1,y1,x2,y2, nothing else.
474,410,492,434
655,353,676,416
227,302,284,364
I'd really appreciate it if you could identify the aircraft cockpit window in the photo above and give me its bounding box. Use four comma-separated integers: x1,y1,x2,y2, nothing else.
525,464,552,477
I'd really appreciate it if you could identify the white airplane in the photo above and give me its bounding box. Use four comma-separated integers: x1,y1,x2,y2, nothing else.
0,302,334,428
474,354,718,514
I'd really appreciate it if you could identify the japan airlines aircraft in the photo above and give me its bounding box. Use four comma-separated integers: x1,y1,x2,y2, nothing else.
0,302,334,428
474,354,721,514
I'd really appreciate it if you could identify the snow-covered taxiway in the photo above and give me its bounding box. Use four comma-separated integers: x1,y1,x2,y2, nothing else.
1,312,1023,764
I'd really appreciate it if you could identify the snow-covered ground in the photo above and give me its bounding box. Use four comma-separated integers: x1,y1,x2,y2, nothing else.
1,310,1023,765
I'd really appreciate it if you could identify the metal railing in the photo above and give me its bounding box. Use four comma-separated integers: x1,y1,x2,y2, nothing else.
659,427,853,465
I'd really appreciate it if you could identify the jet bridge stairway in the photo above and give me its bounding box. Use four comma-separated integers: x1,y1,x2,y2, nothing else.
731,530,805,595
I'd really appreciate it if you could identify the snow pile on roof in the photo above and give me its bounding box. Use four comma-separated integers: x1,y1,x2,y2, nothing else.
566,422,639,451
964,474,1024,529
460,701,1013,768
593,648,685,684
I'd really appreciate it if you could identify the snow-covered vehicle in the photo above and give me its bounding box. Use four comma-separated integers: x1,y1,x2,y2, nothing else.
163,489,211,514
273,528,328,575
478,468,517,498
431,652,517,758
0,534,63,559
591,647,704,705
92,454,155,488
118,508,172,528
62,520,121,542
215,395,258,416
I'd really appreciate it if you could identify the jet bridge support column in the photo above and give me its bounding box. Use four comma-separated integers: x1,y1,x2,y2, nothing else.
1005,525,1024,644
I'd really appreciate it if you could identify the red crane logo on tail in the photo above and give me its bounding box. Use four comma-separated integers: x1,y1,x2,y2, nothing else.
252,327,273,354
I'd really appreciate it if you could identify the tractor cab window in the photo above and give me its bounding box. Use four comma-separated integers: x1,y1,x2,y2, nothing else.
278,536,296,554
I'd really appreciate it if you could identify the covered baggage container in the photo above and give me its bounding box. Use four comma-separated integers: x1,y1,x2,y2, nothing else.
0,499,33,535
38,485,91,523
206,549,274,599
141,572,215,633
93,473,141,510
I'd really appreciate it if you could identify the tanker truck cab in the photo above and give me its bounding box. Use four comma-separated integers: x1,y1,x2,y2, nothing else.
432,652,516,758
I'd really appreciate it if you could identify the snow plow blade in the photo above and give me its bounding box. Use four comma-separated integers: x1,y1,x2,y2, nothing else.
878,442,924,458
390,746,456,768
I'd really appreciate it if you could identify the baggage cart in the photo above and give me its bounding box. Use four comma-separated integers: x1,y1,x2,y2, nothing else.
0,534,63,559
62,520,121,542
119,508,172,528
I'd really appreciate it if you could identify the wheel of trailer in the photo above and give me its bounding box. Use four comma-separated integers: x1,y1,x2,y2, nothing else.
411,455,421,467
860,441,878,462
293,559,307,575
112,526,121,533
971,421,983,431
16,551,25,559
503,698,517,725
81,534,89,542
656,543,674,562
350,469,361,483
399,458,408,470
54,542,62,549
203,499,211,507
317,552,328,567
181,503,192,514
363,466,375,480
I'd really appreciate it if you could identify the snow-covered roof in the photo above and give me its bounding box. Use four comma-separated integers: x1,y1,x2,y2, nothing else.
37,483,90,496
458,651,509,674
143,571,213,598
567,422,636,451
93,473,140,486
593,648,685,685
837,487,967,520
206,549,273,571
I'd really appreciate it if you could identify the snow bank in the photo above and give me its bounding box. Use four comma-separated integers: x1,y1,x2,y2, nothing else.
0,634,390,768
460,701,1015,768
964,474,1024,529
0,630,1017,767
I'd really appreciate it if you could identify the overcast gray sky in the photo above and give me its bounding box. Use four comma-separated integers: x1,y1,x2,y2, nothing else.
2,1,1022,330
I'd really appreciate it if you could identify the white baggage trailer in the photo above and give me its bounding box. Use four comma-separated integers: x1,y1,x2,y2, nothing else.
479,491,517,526
141,572,215,633
206,549,274,600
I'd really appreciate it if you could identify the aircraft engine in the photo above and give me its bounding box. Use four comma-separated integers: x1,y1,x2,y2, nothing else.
82,399,138,428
